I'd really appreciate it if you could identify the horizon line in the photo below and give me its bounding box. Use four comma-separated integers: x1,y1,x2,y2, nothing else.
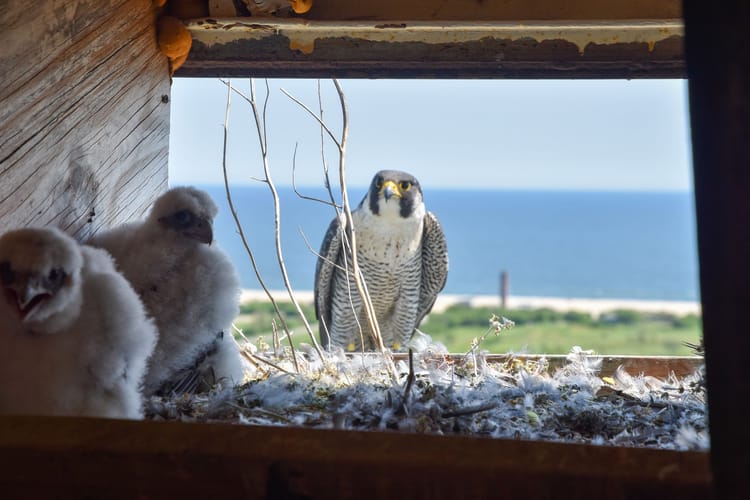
172,181,694,194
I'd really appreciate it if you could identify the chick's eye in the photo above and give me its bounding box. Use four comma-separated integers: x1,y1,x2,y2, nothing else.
399,181,412,191
174,210,191,223
48,268,62,283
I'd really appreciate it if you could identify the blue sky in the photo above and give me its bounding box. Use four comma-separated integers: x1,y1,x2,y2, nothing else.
169,78,692,191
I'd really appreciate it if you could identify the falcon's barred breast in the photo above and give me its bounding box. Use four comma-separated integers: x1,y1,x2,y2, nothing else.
314,170,449,351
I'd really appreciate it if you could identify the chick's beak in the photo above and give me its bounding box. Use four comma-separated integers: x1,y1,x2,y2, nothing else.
381,180,402,202
3,276,50,320
184,217,214,245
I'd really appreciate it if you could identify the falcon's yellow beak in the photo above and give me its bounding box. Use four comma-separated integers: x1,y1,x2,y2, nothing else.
381,180,402,201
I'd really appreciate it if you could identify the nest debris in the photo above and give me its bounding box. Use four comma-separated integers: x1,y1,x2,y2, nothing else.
144,335,708,451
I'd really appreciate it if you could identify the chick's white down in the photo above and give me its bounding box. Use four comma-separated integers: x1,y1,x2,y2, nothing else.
0,227,157,419
88,187,244,396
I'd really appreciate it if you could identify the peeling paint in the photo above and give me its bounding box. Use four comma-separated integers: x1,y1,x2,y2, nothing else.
186,19,683,56
289,37,315,54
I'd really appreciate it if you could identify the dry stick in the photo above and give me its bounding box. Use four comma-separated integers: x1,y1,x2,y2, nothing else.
249,79,327,365
331,80,393,370
291,143,339,207
314,81,368,355
400,349,416,415
317,78,339,209
219,79,300,373
441,402,499,419
281,82,395,379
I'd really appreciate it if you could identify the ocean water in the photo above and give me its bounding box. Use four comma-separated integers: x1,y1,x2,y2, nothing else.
199,185,699,302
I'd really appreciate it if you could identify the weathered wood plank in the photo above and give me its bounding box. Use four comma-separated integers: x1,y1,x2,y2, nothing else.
178,19,685,79
0,416,711,499
684,2,750,499
0,0,170,241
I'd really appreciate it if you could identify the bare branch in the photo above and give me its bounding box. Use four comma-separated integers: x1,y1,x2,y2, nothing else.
318,79,338,209
441,402,499,419
220,78,300,373
248,79,327,364
280,87,341,149
331,79,394,377
292,142,339,207
298,226,353,275
399,349,416,415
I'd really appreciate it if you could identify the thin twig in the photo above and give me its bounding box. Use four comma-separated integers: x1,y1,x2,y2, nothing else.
280,87,340,147
441,402,499,419
219,78,300,372
463,314,515,361
298,226,352,275
249,79,327,365
282,80,390,374
249,353,296,375
331,80,391,372
292,142,339,207
225,79,328,365
318,79,338,208
400,349,416,415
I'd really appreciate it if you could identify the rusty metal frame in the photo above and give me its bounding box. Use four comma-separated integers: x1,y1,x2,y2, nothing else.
177,18,685,78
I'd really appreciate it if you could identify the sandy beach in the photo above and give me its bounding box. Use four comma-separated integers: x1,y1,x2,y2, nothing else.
240,289,701,317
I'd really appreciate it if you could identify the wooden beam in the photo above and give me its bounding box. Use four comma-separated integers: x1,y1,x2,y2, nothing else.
178,19,684,79
204,0,682,22
683,1,750,499
0,416,711,499
0,0,170,241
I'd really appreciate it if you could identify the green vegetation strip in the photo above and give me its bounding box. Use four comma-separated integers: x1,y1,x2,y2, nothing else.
235,302,702,356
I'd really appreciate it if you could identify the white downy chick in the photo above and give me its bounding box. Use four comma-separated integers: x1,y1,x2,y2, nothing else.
0,227,157,419
88,187,244,396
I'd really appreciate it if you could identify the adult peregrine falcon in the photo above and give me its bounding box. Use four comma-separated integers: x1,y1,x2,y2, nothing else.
314,170,448,351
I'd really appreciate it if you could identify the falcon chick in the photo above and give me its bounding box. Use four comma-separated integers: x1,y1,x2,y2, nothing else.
0,227,158,419
315,170,449,351
88,187,244,396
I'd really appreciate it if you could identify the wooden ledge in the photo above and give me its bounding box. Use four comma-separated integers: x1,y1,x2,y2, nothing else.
0,415,711,498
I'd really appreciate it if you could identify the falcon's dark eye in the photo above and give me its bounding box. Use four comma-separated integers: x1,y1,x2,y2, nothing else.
375,177,383,189
399,181,412,191
173,210,192,225
46,268,67,289
0,262,14,285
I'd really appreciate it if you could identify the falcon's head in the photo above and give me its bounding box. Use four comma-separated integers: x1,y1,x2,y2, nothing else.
149,187,217,245
364,170,425,220
0,228,83,328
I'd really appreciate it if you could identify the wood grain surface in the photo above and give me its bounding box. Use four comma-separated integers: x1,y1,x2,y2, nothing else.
0,0,170,241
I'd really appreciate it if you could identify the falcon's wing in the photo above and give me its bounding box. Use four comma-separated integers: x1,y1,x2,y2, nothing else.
314,213,345,349
416,211,449,327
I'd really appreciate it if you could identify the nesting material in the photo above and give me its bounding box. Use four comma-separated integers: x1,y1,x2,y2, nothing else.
145,332,707,451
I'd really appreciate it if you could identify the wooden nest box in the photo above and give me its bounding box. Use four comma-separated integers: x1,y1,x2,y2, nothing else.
1,0,748,498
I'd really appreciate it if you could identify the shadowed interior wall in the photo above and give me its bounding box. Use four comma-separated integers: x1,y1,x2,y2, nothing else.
0,0,170,241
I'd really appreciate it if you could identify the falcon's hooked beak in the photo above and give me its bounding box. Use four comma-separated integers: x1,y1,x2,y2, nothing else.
159,212,214,245
181,217,213,245
3,275,53,321
381,180,402,202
